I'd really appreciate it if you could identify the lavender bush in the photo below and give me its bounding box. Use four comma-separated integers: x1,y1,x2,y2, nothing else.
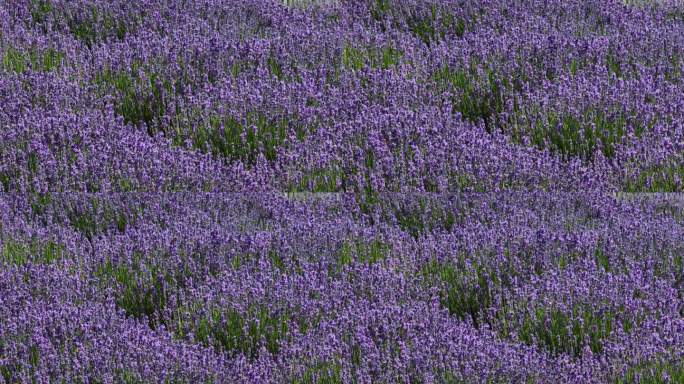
1,0,684,382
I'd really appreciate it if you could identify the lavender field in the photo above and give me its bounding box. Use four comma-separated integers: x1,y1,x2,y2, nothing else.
1,0,684,382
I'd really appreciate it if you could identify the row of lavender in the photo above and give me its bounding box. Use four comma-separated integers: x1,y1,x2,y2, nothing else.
1,0,684,382
1,0,683,193
2,193,684,382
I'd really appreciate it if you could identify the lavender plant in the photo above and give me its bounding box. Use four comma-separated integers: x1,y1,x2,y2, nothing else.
1,0,684,382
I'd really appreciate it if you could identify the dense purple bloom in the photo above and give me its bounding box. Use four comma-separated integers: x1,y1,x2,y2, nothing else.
1,0,684,382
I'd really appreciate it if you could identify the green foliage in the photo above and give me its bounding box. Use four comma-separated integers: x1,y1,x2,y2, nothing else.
94,64,173,136
189,111,293,163
529,108,630,159
231,60,241,78
354,179,381,220
421,260,493,329
27,152,39,174
556,251,582,271
341,44,366,71
341,43,402,71
407,15,436,46
0,363,14,384
0,339,40,382
64,5,132,47
292,361,343,384
431,65,506,133
369,0,392,22
517,304,614,357
665,52,682,83
386,197,456,239
228,59,259,79
0,172,9,191
1,46,64,74
335,237,390,270
290,166,350,193
406,5,470,46
268,248,286,271
179,304,289,359
594,245,610,272
438,370,534,384
331,42,402,83
267,54,283,80
606,53,622,78
29,0,135,48
0,237,65,266
29,0,52,24
455,18,467,38
95,254,169,329
111,369,204,384
446,171,486,192
28,345,40,368
376,45,403,70
69,16,97,47
431,60,653,159
569,58,578,77
351,343,361,367
29,192,51,216
116,177,135,192
3,48,28,74
99,59,239,149
438,371,463,384
623,161,684,192
64,197,132,240
114,370,144,384
616,360,684,384
421,247,568,335
68,209,98,240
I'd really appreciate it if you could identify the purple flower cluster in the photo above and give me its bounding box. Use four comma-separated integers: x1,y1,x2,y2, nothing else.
1,0,684,382
2,193,684,382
